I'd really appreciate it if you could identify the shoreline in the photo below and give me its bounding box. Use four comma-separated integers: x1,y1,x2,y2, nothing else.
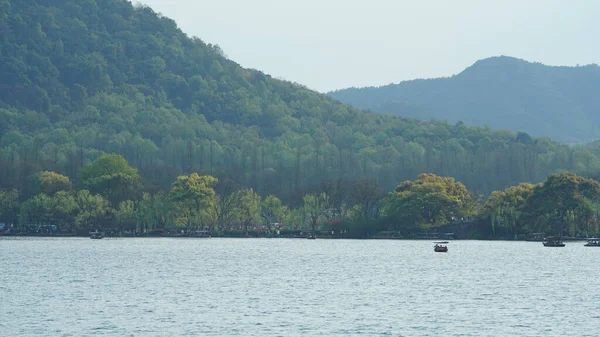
0,233,592,241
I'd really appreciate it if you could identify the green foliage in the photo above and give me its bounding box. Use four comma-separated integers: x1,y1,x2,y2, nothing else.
168,173,217,227
74,190,111,230
523,172,600,235
481,183,537,236
349,179,385,219
235,188,261,234
303,192,330,233
0,189,19,224
210,178,241,231
329,56,600,144
388,173,470,229
115,200,137,231
34,171,72,195
261,194,289,227
136,192,171,231
81,154,142,205
81,154,139,183
20,191,78,229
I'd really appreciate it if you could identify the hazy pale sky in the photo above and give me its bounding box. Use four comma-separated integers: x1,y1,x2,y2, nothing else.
139,0,599,92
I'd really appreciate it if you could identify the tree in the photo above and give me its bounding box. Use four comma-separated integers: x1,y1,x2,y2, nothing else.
74,190,112,231
19,191,79,233
49,191,78,232
303,192,329,235
168,173,217,229
137,192,171,232
481,183,537,236
523,172,600,235
212,177,241,231
320,179,349,219
388,173,470,229
81,154,142,205
27,171,72,197
261,194,289,232
20,194,54,227
0,189,19,225
116,200,137,232
236,188,261,235
349,179,384,219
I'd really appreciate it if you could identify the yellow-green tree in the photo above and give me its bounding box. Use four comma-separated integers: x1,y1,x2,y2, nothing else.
481,183,537,236
81,154,142,205
389,173,470,229
303,192,330,235
19,191,78,232
35,171,72,195
236,188,261,235
115,200,137,232
261,194,289,231
137,192,171,231
523,172,600,235
74,190,111,231
168,173,217,229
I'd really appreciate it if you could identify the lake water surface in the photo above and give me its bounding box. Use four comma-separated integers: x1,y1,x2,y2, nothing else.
1,237,599,336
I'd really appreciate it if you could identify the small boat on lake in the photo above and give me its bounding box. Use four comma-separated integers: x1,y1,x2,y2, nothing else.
584,238,600,247
434,241,448,252
89,230,105,239
542,236,565,247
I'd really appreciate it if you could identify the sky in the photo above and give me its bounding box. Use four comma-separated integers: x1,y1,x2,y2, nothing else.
139,0,599,92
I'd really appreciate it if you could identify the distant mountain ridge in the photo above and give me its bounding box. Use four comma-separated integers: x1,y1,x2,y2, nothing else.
328,56,600,144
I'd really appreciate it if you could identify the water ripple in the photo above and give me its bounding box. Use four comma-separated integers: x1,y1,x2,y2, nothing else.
1,237,599,336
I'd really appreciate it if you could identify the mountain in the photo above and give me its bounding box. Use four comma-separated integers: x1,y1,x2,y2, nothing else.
328,56,600,144
1,1,599,200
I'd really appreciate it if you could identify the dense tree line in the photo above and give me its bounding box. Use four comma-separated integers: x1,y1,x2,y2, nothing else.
2,154,599,239
328,56,600,144
2,0,600,205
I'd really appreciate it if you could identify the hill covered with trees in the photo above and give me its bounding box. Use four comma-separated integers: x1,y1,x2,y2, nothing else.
328,56,600,144
1,0,600,210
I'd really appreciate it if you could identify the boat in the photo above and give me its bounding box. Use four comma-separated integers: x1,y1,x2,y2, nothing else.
542,236,565,247
89,230,105,239
584,238,600,247
434,241,448,252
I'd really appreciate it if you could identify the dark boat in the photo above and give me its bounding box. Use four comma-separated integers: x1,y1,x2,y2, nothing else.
89,230,105,239
434,241,448,252
584,238,600,247
542,236,565,247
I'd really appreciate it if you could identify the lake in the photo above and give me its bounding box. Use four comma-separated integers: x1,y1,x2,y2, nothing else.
1,237,599,336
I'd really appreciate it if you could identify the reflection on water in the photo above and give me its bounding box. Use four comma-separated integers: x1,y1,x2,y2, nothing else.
1,237,599,336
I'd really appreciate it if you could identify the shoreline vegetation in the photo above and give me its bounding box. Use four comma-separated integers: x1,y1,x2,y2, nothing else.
2,154,600,241
0,231,593,241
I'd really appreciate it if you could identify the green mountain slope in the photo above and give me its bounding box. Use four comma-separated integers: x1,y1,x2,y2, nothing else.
328,56,600,144
1,0,599,199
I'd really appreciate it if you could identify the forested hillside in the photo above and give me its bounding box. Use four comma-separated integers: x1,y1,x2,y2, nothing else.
1,0,600,204
328,56,600,144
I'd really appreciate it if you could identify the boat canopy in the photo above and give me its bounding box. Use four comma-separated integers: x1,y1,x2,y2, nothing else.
434,241,449,244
